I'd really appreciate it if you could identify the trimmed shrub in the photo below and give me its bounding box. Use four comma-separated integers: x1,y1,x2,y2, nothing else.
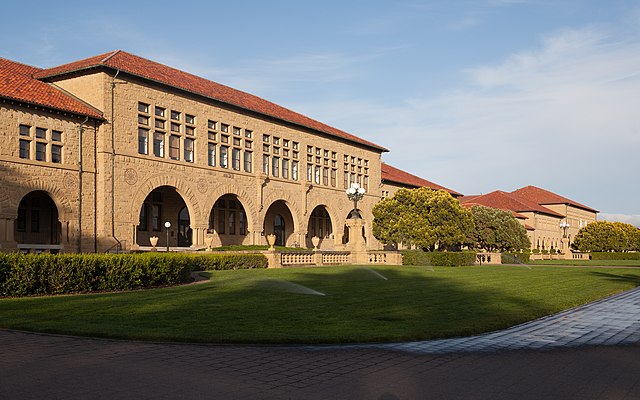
401,250,476,267
501,251,531,264
0,253,266,297
591,252,640,261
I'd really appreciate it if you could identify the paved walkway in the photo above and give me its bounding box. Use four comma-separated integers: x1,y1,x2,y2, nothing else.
2,287,640,399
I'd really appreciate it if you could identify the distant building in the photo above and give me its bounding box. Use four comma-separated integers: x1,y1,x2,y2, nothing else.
460,186,598,251
380,163,462,199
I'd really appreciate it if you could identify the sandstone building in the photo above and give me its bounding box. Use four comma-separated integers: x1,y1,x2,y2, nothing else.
460,186,598,251
0,51,458,253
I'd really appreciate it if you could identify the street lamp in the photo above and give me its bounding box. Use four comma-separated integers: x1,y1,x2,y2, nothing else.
346,182,366,219
559,220,570,238
164,221,171,252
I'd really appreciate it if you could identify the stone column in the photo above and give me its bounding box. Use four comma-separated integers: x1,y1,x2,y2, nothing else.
345,218,369,264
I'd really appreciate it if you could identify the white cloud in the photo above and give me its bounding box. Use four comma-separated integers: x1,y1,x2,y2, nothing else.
295,26,640,213
600,214,640,227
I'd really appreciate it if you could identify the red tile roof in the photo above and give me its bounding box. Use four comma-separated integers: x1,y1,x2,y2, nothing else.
381,163,462,196
34,50,387,152
0,58,103,119
460,190,564,218
511,186,599,213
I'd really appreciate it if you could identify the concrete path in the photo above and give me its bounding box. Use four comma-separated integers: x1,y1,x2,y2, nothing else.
2,287,640,399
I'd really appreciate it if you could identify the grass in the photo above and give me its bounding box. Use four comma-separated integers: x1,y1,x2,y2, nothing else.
1,265,639,344
527,259,640,266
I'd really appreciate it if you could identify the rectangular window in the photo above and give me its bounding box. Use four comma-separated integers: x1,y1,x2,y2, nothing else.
245,130,252,138
244,151,252,173
307,164,313,181
292,161,299,181
282,158,289,179
155,119,165,129
292,142,299,150
263,134,270,142
218,209,226,234
239,211,246,235
233,127,241,136
31,210,40,232
233,137,241,146
228,211,236,235
153,132,165,157
152,204,161,231
331,169,337,187
138,128,149,155
272,156,279,177
293,151,298,159
185,114,195,124
19,124,30,136
283,139,289,148
262,154,269,174
315,166,321,184
220,123,229,133
208,120,217,130
171,122,180,133
51,145,62,163
36,127,46,139
17,208,26,232
364,175,369,190
273,137,280,145
19,139,30,159
232,148,241,170
171,111,181,121
184,138,194,162
155,107,165,117
208,143,216,166
169,135,180,160
185,126,195,136
220,146,228,168
323,168,329,185
344,172,349,189
138,203,148,231
36,142,46,161
221,135,229,144
51,130,62,142
208,131,217,141
138,102,150,113
245,141,252,149
138,115,149,125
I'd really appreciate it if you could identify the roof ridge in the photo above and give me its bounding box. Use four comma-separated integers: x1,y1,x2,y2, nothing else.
101,50,121,64
0,57,43,72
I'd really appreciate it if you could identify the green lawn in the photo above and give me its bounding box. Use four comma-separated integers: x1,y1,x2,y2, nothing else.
1,265,639,344
527,259,640,266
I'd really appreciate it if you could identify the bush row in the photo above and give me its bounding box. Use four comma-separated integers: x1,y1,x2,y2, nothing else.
501,252,531,264
590,252,640,260
0,253,267,297
401,250,476,267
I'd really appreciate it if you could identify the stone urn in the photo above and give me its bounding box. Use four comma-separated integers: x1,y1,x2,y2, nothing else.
206,235,215,251
266,234,277,251
311,236,320,250
149,236,159,251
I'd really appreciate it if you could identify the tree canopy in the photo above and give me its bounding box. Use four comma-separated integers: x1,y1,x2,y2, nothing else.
465,205,530,252
573,221,640,252
372,188,474,251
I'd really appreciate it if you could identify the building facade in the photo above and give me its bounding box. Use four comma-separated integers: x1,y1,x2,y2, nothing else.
460,186,598,251
1,51,391,253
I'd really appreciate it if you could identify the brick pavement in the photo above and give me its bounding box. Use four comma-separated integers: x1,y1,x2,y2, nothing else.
2,287,640,399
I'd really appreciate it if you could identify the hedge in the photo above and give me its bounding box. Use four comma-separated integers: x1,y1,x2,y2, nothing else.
590,252,640,261
501,252,531,264
401,250,476,267
0,253,267,297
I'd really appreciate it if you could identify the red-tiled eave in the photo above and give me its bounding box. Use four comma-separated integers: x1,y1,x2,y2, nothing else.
0,58,103,120
381,163,463,197
511,185,599,213
460,190,564,218
34,50,387,152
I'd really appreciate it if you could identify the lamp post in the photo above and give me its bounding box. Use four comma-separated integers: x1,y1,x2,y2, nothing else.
559,220,570,238
346,182,366,219
164,221,171,252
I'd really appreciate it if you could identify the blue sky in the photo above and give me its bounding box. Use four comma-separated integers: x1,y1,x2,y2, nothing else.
2,0,639,224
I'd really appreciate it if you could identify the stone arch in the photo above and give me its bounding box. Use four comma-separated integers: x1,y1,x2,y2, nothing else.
8,179,74,221
305,203,338,249
129,175,202,225
202,183,258,233
261,190,302,233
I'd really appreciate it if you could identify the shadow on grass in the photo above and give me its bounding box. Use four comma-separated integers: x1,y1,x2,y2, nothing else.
2,265,639,344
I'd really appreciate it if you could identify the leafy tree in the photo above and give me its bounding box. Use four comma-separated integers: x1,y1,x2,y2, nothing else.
573,221,640,252
466,206,530,252
372,188,474,251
